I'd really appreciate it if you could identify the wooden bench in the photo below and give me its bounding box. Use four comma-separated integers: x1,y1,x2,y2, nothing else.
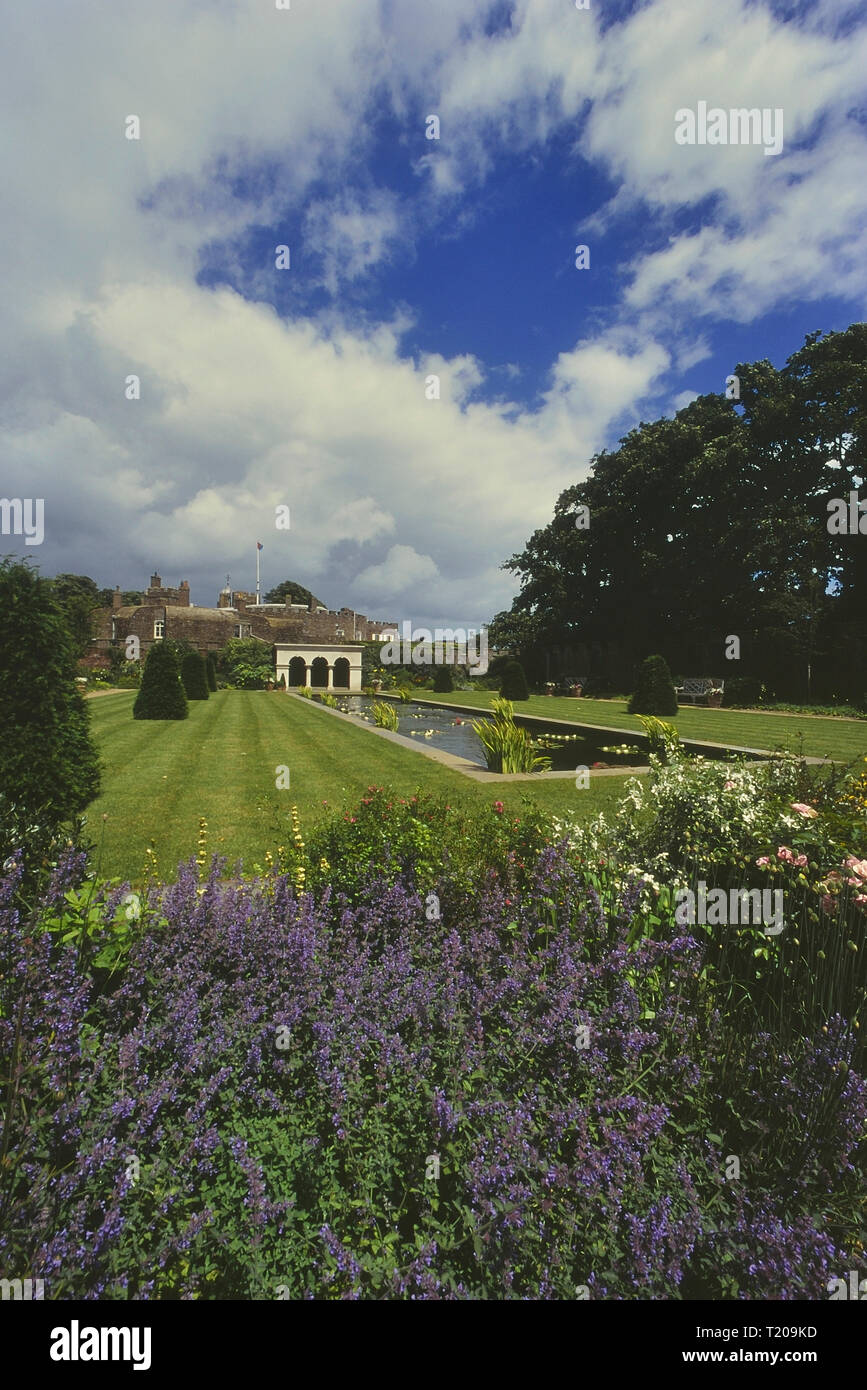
675,678,724,706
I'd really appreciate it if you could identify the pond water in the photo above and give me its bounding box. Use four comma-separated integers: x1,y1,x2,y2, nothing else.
330,695,646,771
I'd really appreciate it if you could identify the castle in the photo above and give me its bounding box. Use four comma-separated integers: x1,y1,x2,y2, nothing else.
86,574,398,691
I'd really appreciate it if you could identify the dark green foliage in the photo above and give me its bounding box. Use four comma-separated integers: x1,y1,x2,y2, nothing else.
206,653,218,692
628,654,678,715
133,641,188,720
263,578,320,608
181,651,210,700
49,573,101,658
432,666,455,693
218,638,273,689
722,675,764,707
495,324,867,702
276,673,286,690
499,659,529,700
361,641,387,686
0,558,101,851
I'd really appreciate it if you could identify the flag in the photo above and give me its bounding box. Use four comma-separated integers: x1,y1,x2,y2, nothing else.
256,541,263,550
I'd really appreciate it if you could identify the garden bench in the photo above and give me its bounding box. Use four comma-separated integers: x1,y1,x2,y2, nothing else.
674,677,725,705
547,674,589,696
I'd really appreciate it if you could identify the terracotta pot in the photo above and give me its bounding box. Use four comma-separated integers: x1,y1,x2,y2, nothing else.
707,693,722,707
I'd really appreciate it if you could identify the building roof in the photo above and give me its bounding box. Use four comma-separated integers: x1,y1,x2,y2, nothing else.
168,608,238,622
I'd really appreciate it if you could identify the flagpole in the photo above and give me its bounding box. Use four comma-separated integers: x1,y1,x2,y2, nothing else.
256,543,260,605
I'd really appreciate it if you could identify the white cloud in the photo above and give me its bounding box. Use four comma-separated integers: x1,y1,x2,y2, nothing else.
355,545,439,599
1,0,865,628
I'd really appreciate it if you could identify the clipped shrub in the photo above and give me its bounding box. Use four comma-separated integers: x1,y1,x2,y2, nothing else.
722,675,764,708
628,654,678,716
206,653,218,693
133,641,188,720
499,659,529,701
433,667,455,693
181,652,210,701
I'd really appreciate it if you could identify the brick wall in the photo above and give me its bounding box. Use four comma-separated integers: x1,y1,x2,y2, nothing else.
86,575,398,665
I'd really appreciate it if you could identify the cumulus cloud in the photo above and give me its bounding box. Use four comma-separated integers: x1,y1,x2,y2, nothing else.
1,0,864,626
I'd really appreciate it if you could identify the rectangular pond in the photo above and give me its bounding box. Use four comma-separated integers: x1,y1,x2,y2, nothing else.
330,695,650,771
319,693,773,772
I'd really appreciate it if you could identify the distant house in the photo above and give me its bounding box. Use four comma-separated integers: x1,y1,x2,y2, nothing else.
86,572,395,690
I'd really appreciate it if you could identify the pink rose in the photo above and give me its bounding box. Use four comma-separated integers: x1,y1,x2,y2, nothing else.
777,846,794,863
794,854,808,867
756,856,770,867
724,780,736,791
791,803,818,818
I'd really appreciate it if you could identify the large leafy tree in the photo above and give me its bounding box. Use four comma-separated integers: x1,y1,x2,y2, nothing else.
0,559,101,846
49,573,102,658
496,326,867,703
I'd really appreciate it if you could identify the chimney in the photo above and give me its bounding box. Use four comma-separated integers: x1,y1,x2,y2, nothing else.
150,573,161,590
179,580,190,607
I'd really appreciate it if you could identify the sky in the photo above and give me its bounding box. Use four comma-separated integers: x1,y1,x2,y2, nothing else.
1,0,866,630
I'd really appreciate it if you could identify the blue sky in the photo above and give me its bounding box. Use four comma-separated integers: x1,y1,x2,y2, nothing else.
1,0,865,628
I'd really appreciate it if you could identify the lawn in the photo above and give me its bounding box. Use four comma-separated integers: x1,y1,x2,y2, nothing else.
87,690,629,882
410,690,867,762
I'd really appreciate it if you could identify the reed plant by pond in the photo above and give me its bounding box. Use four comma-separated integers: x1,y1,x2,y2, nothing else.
372,700,400,731
472,698,552,773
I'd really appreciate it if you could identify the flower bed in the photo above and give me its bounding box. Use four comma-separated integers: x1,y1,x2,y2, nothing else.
1,747,865,1300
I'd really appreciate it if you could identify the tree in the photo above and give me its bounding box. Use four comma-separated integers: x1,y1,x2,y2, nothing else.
499,659,530,700
218,637,273,689
628,655,678,716
0,558,100,845
494,324,867,702
206,653,218,692
263,579,320,608
133,641,188,719
433,666,455,693
49,573,102,658
181,652,209,700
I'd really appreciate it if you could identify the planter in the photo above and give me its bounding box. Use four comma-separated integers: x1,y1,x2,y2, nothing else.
265,681,274,691
370,681,382,693
707,693,722,707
